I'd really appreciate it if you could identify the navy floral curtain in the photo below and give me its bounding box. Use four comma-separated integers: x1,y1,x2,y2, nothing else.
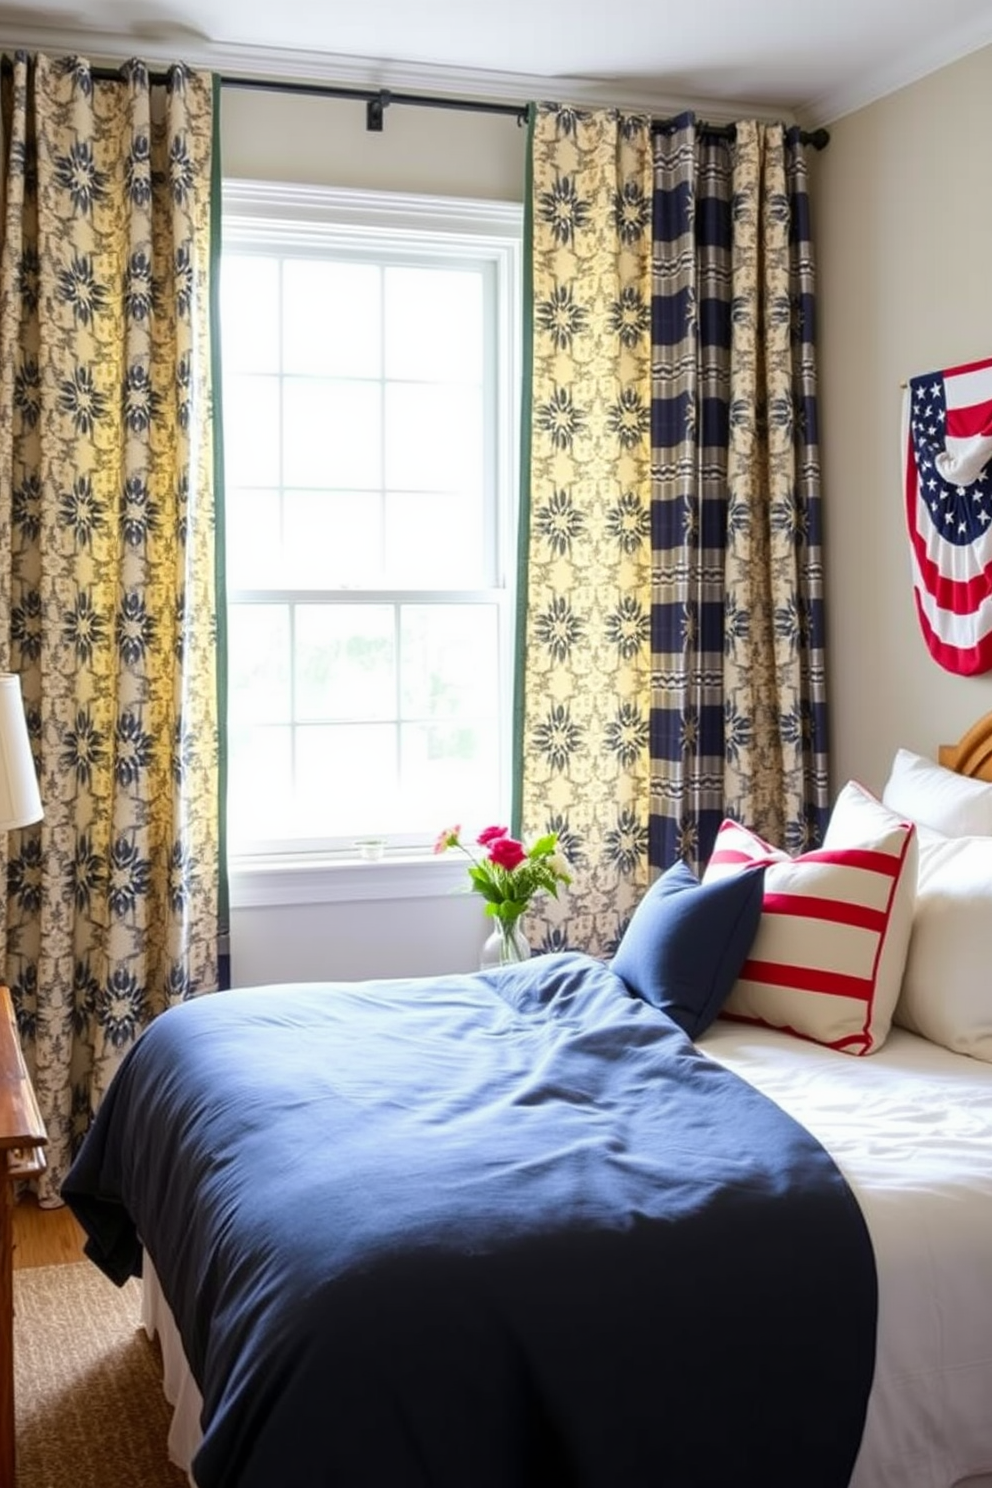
0,53,223,1200
517,103,828,955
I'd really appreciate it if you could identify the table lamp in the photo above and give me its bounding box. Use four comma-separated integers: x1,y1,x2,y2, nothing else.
0,673,42,832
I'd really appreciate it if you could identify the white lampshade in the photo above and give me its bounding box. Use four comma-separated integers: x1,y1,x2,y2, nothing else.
0,674,43,830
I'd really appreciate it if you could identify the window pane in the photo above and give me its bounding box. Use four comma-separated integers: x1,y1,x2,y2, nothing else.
226,488,282,589
384,492,484,587
228,605,291,723
283,259,381,378
228,725,293,843
295,605,395,722
295,723,398,837
400,722,499,828
283,490,384,587
384,266,483,384
222,256,280,373
385,382,483,493
283,379,381,489
224,375,280,487
400,605,498,719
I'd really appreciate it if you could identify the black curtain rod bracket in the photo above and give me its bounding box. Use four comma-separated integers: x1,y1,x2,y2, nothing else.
366,89,390,131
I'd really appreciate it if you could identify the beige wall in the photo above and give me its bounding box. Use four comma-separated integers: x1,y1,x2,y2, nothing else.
219,85,527,200
812,43,992,798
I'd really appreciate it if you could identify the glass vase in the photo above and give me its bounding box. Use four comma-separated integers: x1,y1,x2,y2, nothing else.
480,920,530,969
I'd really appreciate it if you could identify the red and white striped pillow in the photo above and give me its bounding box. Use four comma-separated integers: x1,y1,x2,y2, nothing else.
701,782,918,1055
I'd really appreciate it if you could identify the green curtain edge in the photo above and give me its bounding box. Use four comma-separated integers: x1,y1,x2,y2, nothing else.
510,102,536,839
209,73,231,988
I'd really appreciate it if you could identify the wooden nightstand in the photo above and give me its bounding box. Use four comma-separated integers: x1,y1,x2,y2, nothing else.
0,983,47,1488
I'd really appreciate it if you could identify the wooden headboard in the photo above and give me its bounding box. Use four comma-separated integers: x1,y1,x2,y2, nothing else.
938,711,992,781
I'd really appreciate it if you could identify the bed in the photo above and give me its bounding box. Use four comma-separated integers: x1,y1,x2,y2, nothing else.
62,714,992,1488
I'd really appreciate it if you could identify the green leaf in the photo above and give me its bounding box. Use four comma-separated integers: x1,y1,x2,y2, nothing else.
527,832,557,858
467,869,503,905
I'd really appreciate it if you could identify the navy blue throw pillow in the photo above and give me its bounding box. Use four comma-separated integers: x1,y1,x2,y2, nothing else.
610,859,766,1039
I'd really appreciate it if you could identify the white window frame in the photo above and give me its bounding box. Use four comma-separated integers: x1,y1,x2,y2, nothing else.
221,180,523,907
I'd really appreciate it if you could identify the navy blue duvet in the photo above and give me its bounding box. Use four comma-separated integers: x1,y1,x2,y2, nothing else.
63,952,876,1488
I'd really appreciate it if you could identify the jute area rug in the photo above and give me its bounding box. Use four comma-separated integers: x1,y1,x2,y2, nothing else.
14,1261,188,1488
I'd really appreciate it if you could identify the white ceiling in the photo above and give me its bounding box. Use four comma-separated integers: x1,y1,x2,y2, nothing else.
1,0,991,125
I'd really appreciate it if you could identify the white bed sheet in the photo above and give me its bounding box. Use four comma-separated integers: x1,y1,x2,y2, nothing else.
700,1020,992,1488
142,1021,992,1488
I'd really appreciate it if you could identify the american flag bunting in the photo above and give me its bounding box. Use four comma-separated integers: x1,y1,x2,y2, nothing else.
903,355,992,675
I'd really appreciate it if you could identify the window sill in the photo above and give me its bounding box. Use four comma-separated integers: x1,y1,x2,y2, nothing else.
228,851,471,909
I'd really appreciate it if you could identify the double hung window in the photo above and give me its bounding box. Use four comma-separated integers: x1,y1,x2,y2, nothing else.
220,183,522,865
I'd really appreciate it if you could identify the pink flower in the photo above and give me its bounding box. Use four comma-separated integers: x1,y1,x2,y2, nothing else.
435,819,572,922
476,825,509,847
487,835,527,871
433,825,461,854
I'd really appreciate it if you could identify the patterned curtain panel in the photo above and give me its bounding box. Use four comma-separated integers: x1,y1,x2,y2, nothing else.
518,105,828,954
518,104,654,958
0,54,222,1200
651,115,829,872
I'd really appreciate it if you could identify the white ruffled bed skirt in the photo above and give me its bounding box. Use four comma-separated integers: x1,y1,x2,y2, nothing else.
141,1256,202,1484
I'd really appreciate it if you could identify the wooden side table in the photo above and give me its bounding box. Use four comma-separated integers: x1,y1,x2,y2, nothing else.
0,984,47,1488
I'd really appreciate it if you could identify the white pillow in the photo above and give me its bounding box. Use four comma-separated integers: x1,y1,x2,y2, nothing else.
895,825,992,1062
882,747,992,838
703,781,917,1055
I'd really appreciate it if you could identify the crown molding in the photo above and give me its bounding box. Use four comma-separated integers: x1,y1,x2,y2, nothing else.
801,12,992,125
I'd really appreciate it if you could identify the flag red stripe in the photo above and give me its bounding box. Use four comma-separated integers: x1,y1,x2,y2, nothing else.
940,354,992,382
945,403,992,438
912,592,992,676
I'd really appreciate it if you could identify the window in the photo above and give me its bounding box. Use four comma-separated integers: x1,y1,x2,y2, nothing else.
220,183,522,867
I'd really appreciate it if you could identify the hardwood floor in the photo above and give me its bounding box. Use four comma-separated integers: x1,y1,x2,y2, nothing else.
11,1194,87,1269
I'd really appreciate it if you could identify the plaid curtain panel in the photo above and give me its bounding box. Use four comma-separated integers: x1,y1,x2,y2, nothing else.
519,105,829,954
650,114,829,873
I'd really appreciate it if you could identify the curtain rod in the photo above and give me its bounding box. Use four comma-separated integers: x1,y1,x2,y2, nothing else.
86,66,529,130
653,117,830,149
221,75,529,131
84,65,829,146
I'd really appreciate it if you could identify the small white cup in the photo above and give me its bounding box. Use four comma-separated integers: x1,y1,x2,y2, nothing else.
355,838,386,862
